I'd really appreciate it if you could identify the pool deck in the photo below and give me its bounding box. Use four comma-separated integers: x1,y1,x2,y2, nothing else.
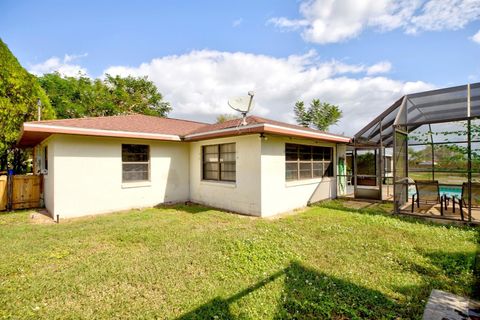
340,186,480,223
399,200,480,223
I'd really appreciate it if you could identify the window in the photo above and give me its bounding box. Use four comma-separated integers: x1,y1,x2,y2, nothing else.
122,144,149,182
44,146,48,171
202,143,236,182
285,143,333,181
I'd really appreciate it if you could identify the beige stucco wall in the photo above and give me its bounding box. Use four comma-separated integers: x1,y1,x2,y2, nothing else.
47,134,190,219
190,133,341,217
39,133,344,219
39,136,56,216
189,135,262,216
260,135,338,217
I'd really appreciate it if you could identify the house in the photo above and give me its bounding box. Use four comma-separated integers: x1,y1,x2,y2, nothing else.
18,114,350,219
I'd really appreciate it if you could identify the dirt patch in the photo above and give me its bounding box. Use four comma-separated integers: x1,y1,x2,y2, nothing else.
340,200,378,210
29,210,55,224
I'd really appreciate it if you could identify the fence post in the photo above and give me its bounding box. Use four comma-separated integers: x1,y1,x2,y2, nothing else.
6,170,13,211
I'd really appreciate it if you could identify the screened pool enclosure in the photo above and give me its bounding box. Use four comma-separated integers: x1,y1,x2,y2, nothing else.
340,82,480,222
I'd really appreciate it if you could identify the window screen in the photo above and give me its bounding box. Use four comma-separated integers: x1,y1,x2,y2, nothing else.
285,143,333,181
202,143,236,182
122,144,149,182
44,146,48,171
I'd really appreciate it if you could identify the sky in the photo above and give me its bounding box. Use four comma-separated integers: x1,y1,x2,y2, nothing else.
1,0,480,135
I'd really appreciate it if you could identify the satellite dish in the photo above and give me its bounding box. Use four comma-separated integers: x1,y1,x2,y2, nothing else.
228,91,255,125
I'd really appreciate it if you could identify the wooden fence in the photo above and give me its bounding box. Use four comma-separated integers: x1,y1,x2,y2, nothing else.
0,175,42,211
0,176,6,211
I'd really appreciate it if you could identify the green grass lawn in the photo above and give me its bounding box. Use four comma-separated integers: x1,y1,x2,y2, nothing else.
0,201,478,319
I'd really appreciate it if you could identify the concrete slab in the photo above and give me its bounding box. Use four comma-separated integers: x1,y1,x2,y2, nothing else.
423,290,469,320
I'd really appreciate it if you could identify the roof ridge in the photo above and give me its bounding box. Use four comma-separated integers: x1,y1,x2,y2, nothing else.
163,116,211,125
33,113,151,123
196,115,349,139
253,115,349,138
207,117,245,126
31,114,211,125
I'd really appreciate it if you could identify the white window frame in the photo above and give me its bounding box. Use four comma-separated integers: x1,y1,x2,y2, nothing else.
202,143,236,182
122,144,150,183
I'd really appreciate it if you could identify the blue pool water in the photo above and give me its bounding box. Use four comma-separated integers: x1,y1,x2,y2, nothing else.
439,186,462,198
408,186,462,198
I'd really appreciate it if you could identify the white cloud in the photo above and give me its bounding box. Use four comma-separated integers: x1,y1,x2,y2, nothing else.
29,53,88,77
104,50,432,135
64,53,88,63
267,17,309,30
269,0,480,44
472,29,480,43
367,61,392,75
407,0,480,34
232,18,243,27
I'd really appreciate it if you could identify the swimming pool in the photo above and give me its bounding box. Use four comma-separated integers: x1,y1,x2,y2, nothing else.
408,185,462,198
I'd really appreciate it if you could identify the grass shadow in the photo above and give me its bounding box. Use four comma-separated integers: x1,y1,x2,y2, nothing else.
274,262,400,319
474,233,480,300
177,261,401,319
177,270,284,320
156,202,258,219
419,229,480,300
154,202,214,214
390,250,479,303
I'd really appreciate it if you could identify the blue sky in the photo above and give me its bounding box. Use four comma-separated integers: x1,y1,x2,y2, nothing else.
1,0,480,134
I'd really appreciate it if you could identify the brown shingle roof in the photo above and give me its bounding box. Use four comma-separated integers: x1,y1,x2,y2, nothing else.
18,114,350,147
187,115,349,140
33,114,208,136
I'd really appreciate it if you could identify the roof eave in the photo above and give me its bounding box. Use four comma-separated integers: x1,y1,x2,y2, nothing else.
17,121,351,147
184,123,351,143
263,124,350,143
17,123,182,147
17,125,54,148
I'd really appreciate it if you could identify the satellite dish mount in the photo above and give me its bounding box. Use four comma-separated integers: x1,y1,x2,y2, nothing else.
228,91,255,126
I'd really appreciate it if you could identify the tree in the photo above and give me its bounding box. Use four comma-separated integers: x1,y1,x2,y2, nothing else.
37,73,108,118
294,101,311,127
310,99,342,131
105,74,171,117
37,73,171,119
216,114,239,123
0,39,55,172
294,99,342,131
